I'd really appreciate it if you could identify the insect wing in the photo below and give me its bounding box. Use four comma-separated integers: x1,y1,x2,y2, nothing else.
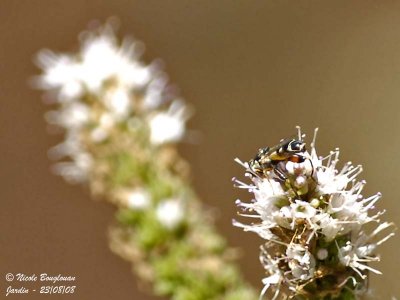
267,137,296,155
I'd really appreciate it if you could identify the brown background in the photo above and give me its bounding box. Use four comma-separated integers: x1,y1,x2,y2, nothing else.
1,1,400,299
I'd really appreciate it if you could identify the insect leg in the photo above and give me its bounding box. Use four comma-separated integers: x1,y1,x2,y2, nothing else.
273,167,287,181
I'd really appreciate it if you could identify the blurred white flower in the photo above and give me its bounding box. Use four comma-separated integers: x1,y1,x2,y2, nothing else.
35,51,83,101
120,188,151,210
156,198,184,229
79,34,151,92
45,102,90,129
142,74,168,110
90,113,115,143
52,152,93,183
104,88,132,119
149,100,189,145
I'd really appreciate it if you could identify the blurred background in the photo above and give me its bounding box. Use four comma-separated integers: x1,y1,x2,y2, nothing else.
1,1,400,299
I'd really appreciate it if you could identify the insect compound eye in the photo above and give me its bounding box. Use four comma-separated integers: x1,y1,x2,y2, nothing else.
289,141,305,152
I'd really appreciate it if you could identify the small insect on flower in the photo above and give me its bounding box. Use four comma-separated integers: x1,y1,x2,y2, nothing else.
248,137,307,181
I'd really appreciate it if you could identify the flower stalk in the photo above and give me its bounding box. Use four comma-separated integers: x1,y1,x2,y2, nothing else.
233,127,395,300
35,20,256,300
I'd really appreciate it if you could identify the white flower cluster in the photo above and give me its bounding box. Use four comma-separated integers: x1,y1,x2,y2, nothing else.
35,23,190,183
234,128,395,299
35,22,187,230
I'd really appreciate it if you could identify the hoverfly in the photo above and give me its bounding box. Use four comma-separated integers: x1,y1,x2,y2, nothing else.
248,138,307,180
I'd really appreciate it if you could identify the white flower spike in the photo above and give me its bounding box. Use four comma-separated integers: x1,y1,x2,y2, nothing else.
36,20,258,300
234,128,395,299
